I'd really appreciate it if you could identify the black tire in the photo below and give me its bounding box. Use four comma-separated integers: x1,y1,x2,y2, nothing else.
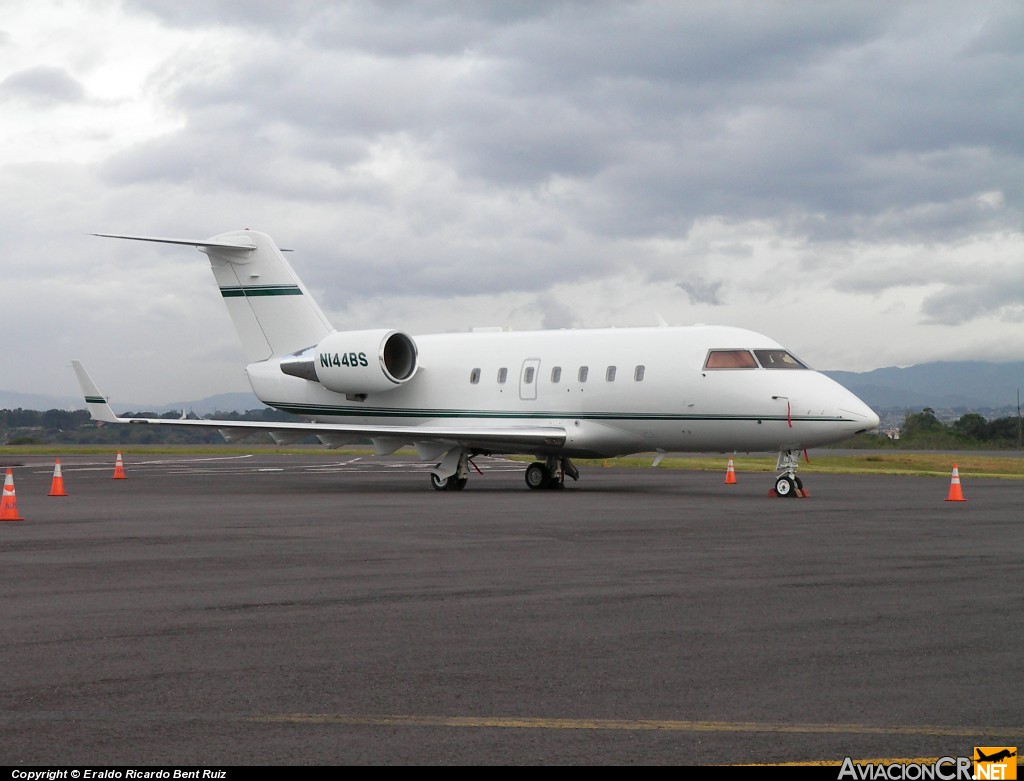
775,475,796,497
430,473,449,491
448,477,468,491
525,463,549,490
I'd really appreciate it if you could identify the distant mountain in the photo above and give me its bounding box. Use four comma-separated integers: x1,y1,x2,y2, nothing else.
0,389,267,415
145,392,268,416
825,361,1024,412
0,390,84,412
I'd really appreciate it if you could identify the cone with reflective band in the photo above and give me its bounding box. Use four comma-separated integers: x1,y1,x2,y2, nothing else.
945,464,966,502
112,451,126,479
724,457,737,485
48,459,67,497
1,468,24,521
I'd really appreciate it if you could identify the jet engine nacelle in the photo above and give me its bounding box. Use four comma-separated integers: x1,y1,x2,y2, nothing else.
280,329,418,395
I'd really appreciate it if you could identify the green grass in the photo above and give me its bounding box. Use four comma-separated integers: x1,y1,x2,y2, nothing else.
2,444,1023,478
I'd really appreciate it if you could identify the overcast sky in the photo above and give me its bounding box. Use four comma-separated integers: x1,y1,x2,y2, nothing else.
2,0,1023,405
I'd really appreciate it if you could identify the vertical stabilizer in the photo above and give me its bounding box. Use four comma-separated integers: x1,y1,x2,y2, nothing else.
201,230,334,361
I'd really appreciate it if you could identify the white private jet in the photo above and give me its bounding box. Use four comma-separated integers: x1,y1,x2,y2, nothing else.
73,229,879,495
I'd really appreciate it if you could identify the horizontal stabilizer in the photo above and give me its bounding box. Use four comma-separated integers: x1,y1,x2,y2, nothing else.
92,233,258,251
95,230,319,361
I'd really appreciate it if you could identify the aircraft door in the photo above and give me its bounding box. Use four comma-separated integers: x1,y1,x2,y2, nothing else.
519,358,541,401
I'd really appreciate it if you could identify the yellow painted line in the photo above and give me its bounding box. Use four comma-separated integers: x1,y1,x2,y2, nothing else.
248,713,1021,739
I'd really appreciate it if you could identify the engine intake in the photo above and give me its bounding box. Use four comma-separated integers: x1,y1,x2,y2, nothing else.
280,329,418,395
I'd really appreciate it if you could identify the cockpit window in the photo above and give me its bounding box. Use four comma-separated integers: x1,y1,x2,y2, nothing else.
704,349,758,369
754,349,807,369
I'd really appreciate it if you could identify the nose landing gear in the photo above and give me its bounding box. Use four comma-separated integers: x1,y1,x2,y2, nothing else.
771,450,809,498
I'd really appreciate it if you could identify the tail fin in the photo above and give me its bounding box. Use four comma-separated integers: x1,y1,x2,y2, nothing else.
94,230,334,361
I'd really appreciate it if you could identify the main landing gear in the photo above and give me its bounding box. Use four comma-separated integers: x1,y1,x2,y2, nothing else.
430,472,469,491
771,449,808,498
430,447,474,491
524,456,580,490
429,449,581,491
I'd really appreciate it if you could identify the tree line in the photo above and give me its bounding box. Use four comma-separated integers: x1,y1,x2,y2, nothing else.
844,408,1022,449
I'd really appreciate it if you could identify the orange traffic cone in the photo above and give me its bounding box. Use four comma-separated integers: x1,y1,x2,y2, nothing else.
945,464,966,502
48,459,67,497
112,451,126,480
724,457,737,484
1,468,24,521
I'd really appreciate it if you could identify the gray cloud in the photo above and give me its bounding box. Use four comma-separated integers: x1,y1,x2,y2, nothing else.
921,273,1024,324
5,0,1024,401
0,65,85,104
677,278,724,306
97,1,1024,316
186,4,1020,243
533,292,576,330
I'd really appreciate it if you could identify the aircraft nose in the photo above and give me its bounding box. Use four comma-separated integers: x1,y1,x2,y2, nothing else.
839,392,880,433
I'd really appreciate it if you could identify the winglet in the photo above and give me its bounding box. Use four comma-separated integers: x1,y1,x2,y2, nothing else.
70,360,120,423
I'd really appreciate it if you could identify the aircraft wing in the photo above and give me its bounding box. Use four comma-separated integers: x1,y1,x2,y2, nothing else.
71,361,566,455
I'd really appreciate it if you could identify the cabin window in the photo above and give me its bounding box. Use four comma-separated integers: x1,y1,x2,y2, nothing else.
470,368,481,384
704,349,758,369
578,366,589,383
754,349,808,370
634,364,645,381
524,366,535,384
606,365,617,382
551,366,562,383
497,367,508,384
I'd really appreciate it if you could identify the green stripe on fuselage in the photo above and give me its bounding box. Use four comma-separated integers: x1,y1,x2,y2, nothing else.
262,401,848,424
220,285,302,298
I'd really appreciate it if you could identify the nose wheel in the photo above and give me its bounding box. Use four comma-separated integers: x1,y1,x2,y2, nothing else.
771,450,809,498
773,475,805,497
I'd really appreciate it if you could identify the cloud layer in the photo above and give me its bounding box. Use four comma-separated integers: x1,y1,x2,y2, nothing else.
2,0,1022,404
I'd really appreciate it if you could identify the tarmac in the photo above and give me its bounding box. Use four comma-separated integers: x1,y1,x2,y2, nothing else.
0,452,1021,766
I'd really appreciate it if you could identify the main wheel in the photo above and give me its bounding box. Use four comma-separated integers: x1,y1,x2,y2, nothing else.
525,463,550,490
448,476,468,491
430,473,449,491
774,475,796,497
